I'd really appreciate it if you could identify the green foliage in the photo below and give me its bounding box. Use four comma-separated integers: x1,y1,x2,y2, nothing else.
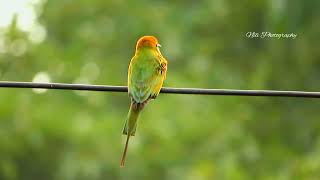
0,0,319,179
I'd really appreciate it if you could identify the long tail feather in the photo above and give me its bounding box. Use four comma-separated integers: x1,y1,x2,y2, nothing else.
120,102,142,167
120,133,130,167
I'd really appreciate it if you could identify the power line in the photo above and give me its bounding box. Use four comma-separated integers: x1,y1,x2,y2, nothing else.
0,81,319,98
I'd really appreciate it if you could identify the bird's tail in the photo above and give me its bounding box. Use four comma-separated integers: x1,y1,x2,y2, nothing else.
120,102,143,167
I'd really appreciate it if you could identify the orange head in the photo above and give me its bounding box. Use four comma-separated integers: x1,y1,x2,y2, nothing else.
135,36,161,51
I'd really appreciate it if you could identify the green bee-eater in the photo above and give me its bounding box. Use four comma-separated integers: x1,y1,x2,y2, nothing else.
120,36,168,166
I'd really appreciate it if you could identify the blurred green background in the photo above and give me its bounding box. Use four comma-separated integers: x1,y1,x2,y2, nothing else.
0,0,320,179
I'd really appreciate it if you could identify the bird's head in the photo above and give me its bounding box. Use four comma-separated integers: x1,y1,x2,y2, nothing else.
135,36,161,52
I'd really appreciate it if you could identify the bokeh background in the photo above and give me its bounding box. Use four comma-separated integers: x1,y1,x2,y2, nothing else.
0,0,320,179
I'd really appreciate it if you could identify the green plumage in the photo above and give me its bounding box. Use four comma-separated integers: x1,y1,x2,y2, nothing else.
129,48,161,103
122,102,141,136
121,36,167,167
122,47,163,136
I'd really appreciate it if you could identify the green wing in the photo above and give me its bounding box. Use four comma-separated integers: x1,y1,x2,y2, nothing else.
128,55,162,103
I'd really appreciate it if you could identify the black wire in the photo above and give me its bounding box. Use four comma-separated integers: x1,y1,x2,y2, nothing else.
0,81,319,98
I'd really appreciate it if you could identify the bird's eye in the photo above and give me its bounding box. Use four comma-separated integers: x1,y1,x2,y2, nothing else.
156,44,161,48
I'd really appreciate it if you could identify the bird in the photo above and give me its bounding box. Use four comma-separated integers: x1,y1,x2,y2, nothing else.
120,36,168,167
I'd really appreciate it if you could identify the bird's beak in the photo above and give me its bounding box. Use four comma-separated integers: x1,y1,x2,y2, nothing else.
156,44,162,48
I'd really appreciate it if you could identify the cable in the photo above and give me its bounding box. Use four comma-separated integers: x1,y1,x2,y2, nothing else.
0,81,319,98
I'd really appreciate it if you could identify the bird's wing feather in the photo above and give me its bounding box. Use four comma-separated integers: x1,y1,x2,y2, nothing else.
128,56,165,103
